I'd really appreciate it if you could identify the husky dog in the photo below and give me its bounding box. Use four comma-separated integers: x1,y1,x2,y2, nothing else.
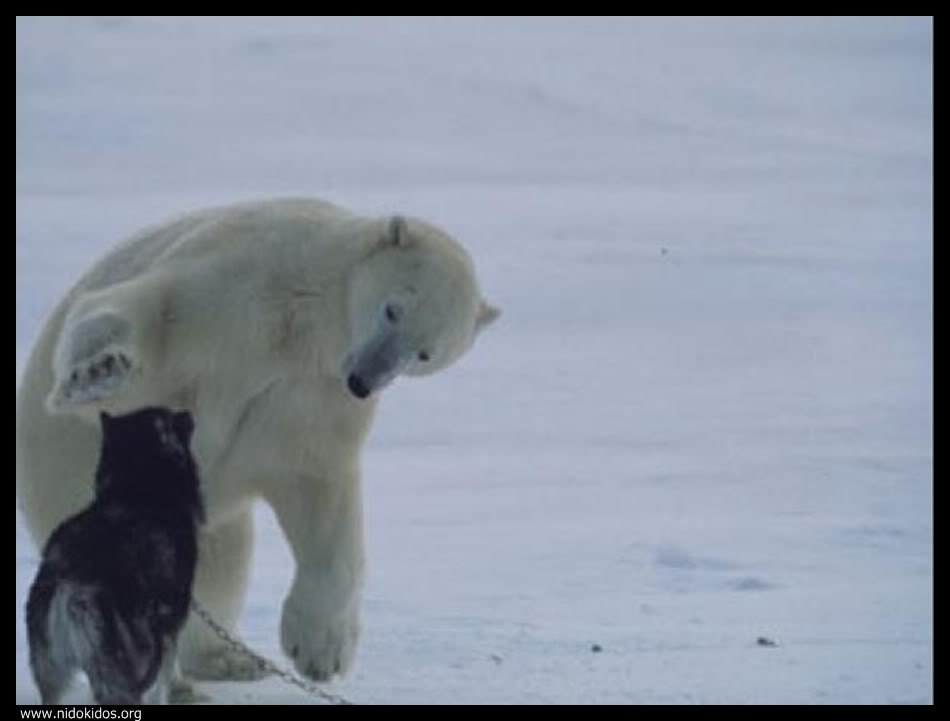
26,407,203,705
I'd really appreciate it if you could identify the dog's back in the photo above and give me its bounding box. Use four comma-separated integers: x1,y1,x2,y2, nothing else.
27,408,202,705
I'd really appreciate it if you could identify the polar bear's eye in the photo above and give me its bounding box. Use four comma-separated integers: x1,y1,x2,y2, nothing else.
417,351,431,363
384,304,401,324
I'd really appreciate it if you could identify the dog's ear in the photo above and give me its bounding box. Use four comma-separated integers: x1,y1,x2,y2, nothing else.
172,411,195,445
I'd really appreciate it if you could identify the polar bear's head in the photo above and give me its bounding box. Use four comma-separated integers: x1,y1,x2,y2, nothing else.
343,216,499,399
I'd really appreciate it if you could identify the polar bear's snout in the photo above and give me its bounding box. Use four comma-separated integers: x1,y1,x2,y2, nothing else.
342,324,404,400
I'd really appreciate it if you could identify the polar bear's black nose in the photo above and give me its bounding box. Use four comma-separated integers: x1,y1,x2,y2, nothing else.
347,373,371,399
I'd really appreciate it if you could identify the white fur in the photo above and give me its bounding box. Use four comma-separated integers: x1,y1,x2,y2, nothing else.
16,198,498,681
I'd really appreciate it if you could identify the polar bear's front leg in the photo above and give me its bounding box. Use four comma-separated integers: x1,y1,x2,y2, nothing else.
269,474,365,681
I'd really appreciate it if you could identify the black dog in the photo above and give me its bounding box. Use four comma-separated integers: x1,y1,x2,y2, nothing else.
26,407,203,705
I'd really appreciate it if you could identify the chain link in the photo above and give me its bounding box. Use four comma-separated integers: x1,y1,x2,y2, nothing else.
189,599,355,705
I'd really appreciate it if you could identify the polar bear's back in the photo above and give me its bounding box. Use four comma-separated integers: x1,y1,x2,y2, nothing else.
75,197,357,296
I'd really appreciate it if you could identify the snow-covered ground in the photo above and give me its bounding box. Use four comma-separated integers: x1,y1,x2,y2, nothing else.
16,17,932,704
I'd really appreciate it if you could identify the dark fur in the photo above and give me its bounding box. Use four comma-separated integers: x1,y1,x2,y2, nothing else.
26,407,203,705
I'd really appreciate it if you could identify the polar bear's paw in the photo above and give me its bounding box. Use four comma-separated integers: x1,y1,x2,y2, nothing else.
168,676,210,704
180,644,274,682
281,596,360,682
48,346,136,411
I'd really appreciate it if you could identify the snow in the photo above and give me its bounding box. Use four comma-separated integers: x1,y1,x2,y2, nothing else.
16,16,932,704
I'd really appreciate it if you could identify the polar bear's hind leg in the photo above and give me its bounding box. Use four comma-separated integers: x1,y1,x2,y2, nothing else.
46,312,138,411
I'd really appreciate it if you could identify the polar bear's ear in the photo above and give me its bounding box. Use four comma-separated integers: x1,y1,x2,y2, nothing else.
383,215,410,248
476,301,501,332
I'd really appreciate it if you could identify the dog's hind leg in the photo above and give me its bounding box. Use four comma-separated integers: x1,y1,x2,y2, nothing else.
144,638,177,705
86,645,145,705
83,602,153,705
29,643,76,706
27,580,78,705
87,671,141,706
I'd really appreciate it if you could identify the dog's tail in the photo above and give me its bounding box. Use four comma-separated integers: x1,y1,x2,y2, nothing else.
51,582,159,688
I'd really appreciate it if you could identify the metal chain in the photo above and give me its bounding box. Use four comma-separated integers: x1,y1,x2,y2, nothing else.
189,599,356,705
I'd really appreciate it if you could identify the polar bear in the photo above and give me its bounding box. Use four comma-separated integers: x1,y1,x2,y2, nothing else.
16,198,499,683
